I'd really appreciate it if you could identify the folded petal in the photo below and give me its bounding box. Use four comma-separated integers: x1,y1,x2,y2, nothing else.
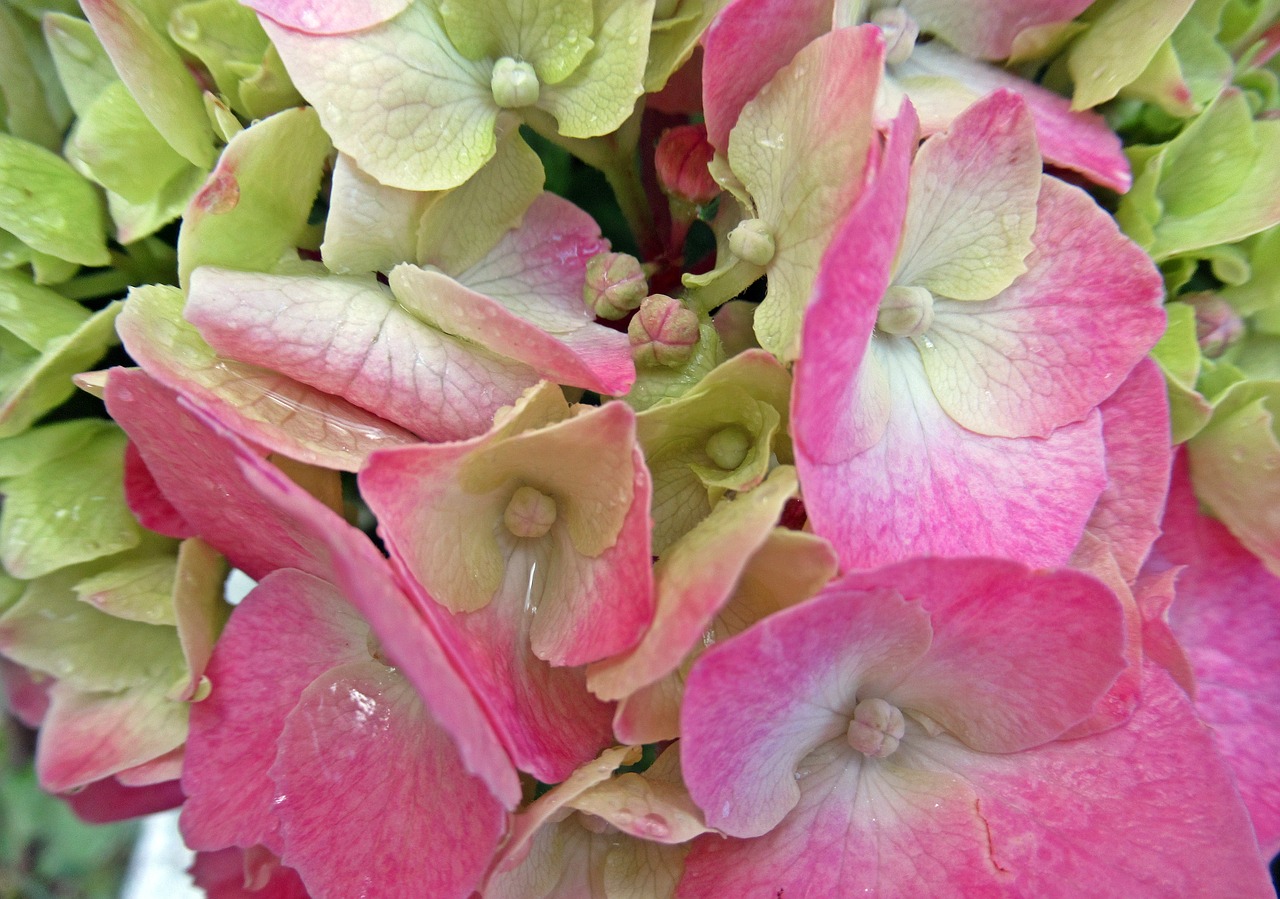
247,0,411,34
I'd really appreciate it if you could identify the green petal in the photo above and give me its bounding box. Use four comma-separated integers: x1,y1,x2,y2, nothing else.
439,0,594,84
0,133,109,267
1067,0,1195,110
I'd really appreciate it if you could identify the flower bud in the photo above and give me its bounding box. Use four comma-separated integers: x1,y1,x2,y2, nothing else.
1187,292,1244,358
870,6,920,66
583,252,648,319
492,57,539,109
656,124,720,206
629,294,700,367
705,425,752,471
876,284,934,338
727,218,776,266
504,485,558,539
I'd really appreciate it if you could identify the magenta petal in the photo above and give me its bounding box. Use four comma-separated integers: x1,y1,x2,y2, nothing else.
944,666,1274,897
1145,454,1280,855
1084,358,1172,579
246,0,410,34
841,557,1127,752
62,777,184,824
681,584,932,838
700,0,831,152
801,341,1108,570
179,570,367,854
270,660,506,899
123,441,193,539
189,848,310,899
901,43,1131,193
793,100,917,465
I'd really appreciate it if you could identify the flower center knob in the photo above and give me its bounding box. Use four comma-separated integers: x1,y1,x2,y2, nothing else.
876,284,934,338
846,697,906,758
706,425,752,470
870,6,920,66
728,218,776,266
504,485,557,539
492,57,540,108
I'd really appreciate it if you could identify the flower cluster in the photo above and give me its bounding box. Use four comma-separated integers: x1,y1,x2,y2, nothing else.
0,0,1278,897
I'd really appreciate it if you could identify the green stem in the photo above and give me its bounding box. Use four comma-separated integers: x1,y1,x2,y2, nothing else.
684,258,766,316
55,268,133,302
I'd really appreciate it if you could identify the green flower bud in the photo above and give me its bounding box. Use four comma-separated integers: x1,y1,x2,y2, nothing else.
876,285,934,338
728,218,776,266
492,57,540,109
629,294,700,367
584,252,648,319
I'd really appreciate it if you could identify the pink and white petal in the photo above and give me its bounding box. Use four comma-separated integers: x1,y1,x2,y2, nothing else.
681,584,932,838
699,0,832,152
921,177,1165,438
903,0,1090,60
391,264,633,396
180,570,367,854
123,440,193,539
117,285,418,473
843,557,1127,752
185,268,538,442
36,680,187,793
1145,454,1280,854
895,90,1040,302
588,468,797,701
1083,358,1171,579
924,665,1274,897
802,341,1107,570
793,101,917,465
115,746,184,787
899,43,1131,193
391,548,616,784
106,370,348,581
0,659,49,727
263,6,498,191
247,0,410,34
677,737,1000,899
270,660,506,899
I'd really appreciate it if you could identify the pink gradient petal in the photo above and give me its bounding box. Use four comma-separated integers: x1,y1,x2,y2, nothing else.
246,0,410,34
793,101,917,465
1,658,49,727
930,665,1274,897
1144,453,1280,855
123,440,193,539
270,660,506,899
899,43,1131,193
840,557,1127,753
904,0,1090,60
185,267,538,442
681,584,932,838
1132,567,1196,697
179,570,367,854
1083,358,1171,579
700,0,831,152
922,177,1165,439
189,848,310,899
36,680,187,792
801,339,1108,570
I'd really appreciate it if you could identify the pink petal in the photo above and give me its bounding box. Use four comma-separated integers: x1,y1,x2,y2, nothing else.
700,0,831,152
841,557,1127,753
270,660,506,899
189,848,310,899
1144,453,1280,855
681,584,932,838
123,440,193,539
904,0,1091,60
185,267,538,442
922,176,1165,439
1083,358,1172,579
941,665,1274,897
246,0,411,34
0,658,49,727
800,339,1107,570
901,43,1131,193
179,570,367,854
61,777,184,824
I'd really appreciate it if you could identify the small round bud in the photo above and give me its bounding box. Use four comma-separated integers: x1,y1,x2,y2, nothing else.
629,294,700,367
705,425,752,471
870,7,920,66
728,218,776,266
584,252,648,319
876,284,934,338
504,485,558,538
1187,291,1244,358
846,697,906,759
656,124,720,206
492,57,540,109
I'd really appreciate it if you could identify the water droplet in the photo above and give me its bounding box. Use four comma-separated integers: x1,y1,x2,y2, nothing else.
172,15,201,42
299,9,321,29
635,813,670,839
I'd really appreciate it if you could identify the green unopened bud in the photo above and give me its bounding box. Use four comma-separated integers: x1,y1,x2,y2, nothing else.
728,218,775,266
871,7,920,65
876,285,934,338
504,485,558,538
584,252,648,319
705,425,751,471
629,295,700,367
492,57,540,109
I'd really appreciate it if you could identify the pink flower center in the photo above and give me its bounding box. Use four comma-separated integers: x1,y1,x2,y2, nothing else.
846,697,906,758
503,485,558,539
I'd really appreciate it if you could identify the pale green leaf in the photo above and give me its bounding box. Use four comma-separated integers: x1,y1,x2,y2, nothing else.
0,132,109,266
